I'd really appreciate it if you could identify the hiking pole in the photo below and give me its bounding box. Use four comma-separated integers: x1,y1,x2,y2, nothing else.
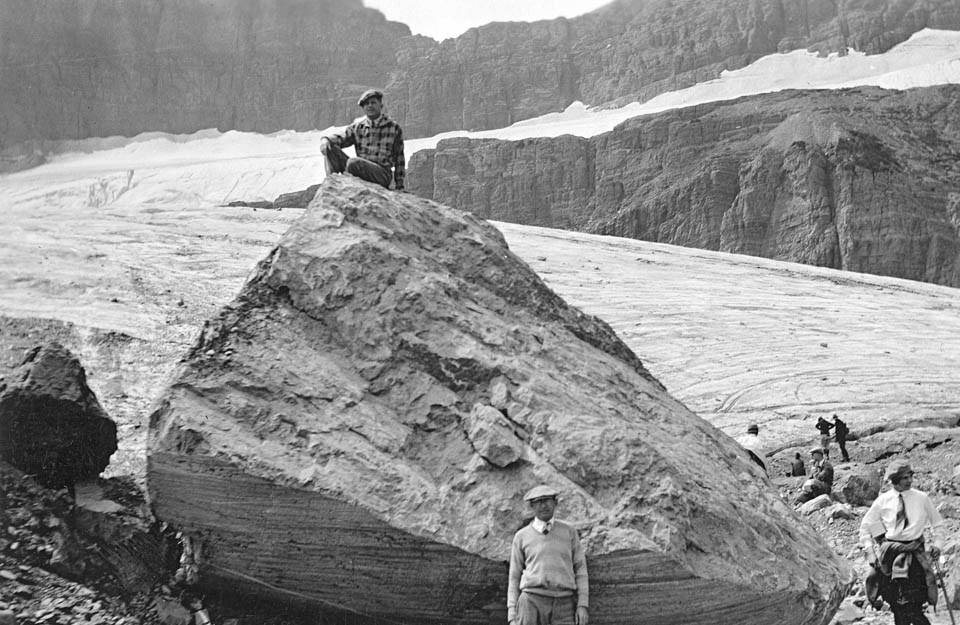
934,557,957,625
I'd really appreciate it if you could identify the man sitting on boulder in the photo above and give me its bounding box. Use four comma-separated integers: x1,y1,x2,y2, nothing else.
795,447,833,504
319,89,405,191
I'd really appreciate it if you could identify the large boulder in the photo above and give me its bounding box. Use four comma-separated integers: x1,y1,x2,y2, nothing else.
147,176,851,625
834,464,882,507
0,343,117,488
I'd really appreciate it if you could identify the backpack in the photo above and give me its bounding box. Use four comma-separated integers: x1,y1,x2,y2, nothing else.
835,419,849,437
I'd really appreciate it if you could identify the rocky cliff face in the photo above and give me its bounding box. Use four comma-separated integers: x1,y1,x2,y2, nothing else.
408,85,960,287
147,175,850,625
2,0,959,152
0,0,408,149
389,0,960,137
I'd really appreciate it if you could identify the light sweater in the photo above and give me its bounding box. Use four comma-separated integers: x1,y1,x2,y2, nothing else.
507,519,588,622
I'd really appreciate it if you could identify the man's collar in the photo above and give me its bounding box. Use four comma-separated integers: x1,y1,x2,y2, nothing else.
361,114,390,127
531,517,553,534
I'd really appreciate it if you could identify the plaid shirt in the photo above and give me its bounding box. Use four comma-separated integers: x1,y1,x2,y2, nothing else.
328,114,406,188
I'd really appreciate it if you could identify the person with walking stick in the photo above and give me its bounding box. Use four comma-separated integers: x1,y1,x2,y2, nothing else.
860,460,945,625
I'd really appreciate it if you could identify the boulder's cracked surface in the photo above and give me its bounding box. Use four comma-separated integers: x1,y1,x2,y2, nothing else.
147,175,850,624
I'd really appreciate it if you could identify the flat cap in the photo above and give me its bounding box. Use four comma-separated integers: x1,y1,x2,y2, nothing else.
809,446,824,456
884,459,913,482
523,485,559,501
357,89,383,106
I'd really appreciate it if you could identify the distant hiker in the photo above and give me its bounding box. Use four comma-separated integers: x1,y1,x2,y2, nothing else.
508,485,589,625
815,416,834,457
319,89,405,191
795,447,833,504
735,423,766,473
860,460,944,625
789,452,806,477
833,414,851,462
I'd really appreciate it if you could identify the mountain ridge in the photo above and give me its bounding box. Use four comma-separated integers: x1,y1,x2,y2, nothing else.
408,83,960,287
2,0,959,152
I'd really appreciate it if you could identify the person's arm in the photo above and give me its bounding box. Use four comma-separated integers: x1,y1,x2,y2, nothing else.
507,534,523,624
323,122,356,149
392,125,405,190
859,500,885,561
571,530,589,625
924,495,945,556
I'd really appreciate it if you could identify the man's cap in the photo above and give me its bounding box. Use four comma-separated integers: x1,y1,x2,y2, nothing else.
746,424,759,435
523,485,559,502
358,89,384,106
884,459,913,482
809,446,824,456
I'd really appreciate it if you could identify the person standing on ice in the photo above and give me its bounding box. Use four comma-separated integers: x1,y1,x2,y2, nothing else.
319,89,406,191
815,416,834,457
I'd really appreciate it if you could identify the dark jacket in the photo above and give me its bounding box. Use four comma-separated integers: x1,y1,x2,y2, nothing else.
865,538,938,608
815,417,834,436
790,457,806,477
813,459,834,490
833,418,849,441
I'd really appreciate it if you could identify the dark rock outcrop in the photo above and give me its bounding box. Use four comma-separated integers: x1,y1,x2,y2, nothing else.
147,175,850,625
408,85,960,287
0,343,117,488
2,0,959,155
226,184,320,210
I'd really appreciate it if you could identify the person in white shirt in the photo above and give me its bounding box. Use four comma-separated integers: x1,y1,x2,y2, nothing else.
507,485,589,625
735,423,766,473
859,460,944,625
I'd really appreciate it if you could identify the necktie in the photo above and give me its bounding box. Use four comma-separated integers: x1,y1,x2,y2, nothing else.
543,522,551,535
896,493,909,530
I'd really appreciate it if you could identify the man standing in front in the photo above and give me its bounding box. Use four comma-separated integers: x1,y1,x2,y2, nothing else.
859,460,944,625
508,485,589,625
319,89,405,191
